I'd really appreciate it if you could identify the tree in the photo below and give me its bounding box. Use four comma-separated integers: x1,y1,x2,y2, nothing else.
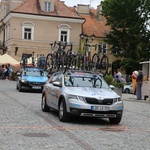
101,0,150,70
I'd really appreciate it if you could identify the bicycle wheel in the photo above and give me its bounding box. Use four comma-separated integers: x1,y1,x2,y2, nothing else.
75,54,81,70
56,50,67,72
45,54,53,73
65,54,76,71
92,54,99,72
99,55,109,77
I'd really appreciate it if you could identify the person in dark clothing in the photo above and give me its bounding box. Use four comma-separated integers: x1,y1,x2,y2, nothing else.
136,70,143,100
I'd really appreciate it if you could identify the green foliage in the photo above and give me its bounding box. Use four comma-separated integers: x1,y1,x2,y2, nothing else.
111,81,125,88
101,0,150,70
104,74,125,88
104,74,114,85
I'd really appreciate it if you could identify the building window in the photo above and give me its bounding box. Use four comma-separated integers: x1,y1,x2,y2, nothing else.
24,28,32,40
44,2,51,12
22,21,35,40
60,31,67,42
58,24,71,42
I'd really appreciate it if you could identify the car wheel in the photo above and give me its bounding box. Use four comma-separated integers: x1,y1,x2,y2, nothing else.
41,95,50,112
16,84,18,90
109,117,122,124
124,88,130,93
59,99,69,122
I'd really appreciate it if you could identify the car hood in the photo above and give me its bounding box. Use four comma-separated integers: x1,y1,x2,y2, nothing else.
64,87,120,98
22,76,48,82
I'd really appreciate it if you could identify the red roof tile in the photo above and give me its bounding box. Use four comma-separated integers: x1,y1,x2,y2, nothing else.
12,0,83,19
72,8,111,37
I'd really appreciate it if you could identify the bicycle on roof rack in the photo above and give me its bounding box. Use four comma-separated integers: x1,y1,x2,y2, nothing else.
45,41,110,77
92,44,109,77
76,44,97,72
64,42,77,72
45,41,67,74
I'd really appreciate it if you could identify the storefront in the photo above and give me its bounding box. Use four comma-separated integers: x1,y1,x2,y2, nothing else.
140,61,150,100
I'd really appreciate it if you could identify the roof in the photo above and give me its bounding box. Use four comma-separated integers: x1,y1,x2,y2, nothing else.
69,7,111,37
80,8,111,37
140,61,150,64
12,0,84,19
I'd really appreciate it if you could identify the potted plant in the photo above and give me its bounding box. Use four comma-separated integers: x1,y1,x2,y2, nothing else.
104,74,125,97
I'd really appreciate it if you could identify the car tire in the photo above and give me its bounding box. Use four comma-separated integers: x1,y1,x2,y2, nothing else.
124,88,130,93
59,99,69,122
41,95,50,112
109,117,122,124
16,84,18,90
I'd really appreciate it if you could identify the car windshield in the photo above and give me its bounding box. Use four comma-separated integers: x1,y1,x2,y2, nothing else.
23,70,46,77
64,75,109,88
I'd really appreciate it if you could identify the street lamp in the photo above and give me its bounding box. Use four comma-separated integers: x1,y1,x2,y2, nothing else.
80,33,95,44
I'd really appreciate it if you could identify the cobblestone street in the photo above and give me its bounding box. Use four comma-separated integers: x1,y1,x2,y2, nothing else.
0,80,150,150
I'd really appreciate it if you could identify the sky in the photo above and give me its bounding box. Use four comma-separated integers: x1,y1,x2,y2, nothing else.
63,0,102,8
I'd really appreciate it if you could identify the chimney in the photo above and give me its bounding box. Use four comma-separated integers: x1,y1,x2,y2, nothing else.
77,4,90,14
60,1,65,4
97,4,102,21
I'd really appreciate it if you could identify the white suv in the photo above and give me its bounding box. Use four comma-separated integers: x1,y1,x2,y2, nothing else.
41,70,124,124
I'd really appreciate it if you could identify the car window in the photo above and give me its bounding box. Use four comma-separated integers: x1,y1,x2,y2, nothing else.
64,75,109,88
23,70,46,77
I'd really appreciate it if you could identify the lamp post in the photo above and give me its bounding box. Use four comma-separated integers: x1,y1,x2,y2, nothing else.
80,33,95,45
80,33,95,70
32,52,35,66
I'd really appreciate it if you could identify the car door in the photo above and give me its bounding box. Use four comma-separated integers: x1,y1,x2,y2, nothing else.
52,74,63,109
47,72,60,109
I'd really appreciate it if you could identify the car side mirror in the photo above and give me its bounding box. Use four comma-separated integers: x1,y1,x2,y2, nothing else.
110,85,115,90
53,81,62,87
16,72,21,76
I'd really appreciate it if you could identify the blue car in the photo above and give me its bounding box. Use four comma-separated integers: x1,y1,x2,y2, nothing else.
16,67,48,92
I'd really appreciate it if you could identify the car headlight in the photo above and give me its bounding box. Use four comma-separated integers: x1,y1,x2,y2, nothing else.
78,96,86,102
68,95,86,102
68,95,78,101
114,98,122,103
21,79,28,83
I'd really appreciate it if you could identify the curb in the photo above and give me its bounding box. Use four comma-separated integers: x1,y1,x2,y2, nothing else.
122,94,150,103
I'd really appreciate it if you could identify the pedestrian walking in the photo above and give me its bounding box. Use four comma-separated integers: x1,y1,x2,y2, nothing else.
136,70,143,100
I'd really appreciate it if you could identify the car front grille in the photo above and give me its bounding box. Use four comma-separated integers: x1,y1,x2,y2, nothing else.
85,98,114,105
28,82,45,86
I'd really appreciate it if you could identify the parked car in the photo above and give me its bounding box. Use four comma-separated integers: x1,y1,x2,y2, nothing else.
41,70,124,124
16,67,48,92
123,84,133,93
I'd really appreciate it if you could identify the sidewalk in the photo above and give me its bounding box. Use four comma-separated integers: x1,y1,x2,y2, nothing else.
122,93,150,103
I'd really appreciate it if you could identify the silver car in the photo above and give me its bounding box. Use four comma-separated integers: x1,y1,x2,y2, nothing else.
41,70,123,124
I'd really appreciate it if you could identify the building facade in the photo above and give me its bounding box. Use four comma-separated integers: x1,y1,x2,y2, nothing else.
0,0,85,62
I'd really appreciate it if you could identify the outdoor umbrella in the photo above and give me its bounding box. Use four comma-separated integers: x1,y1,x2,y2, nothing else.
0,54,20,66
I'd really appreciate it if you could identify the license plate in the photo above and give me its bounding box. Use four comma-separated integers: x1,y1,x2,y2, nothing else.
32,86,41,89
91,106,109,111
